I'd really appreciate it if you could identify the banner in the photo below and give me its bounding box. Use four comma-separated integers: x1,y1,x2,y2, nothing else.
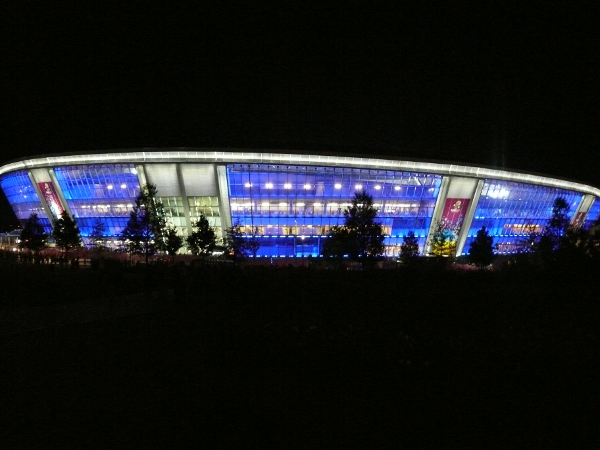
440,198,470,231
38,182,64,219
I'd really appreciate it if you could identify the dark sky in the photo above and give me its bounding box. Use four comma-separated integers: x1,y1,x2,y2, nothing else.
1,2,599,229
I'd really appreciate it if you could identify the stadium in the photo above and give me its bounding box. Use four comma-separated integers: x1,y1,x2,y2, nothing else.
1,148,599,258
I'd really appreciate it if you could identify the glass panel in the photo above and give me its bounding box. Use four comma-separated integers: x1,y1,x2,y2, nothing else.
464,179,583,254
0,170,52,232
53,164,141,237
227,164,443,257
188,196,222,242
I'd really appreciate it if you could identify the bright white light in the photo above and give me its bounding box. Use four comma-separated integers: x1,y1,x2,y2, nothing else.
244,182,252,187
131,168,137,174
261,201,270,206
314,203,323,207
265,183,274,189
296,202,305,206
394,186,401,191
279,202,287,206
374,185,381,190
487,188,509,199
107,184,113,190
120,183,126,189
334,183,342,189
355,184,363,190
329,202,339,207
284,183,292,189
304,184,311,189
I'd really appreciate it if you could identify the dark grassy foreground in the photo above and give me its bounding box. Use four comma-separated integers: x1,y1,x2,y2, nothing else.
2,263,600,448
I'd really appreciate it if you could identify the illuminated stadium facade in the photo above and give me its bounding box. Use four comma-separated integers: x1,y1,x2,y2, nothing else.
1,149,600,258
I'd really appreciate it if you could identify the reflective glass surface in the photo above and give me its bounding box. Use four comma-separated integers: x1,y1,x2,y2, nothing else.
53,164,140,236
189,196,222,242
227,164,442,257
464,180,583,254
157,196,187,237
0,170,52,231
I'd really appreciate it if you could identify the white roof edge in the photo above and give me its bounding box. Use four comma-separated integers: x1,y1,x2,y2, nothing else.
1,149,599,197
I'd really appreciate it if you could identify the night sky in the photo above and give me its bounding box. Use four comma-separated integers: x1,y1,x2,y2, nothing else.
1,2,599,229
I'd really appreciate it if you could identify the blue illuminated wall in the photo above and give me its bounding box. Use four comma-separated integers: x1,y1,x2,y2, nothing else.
0,170,52,232
464,180,583,254
227,164,442,257
53,164,141,238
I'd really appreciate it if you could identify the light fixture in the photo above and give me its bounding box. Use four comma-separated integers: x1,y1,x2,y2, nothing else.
304,184,311,189
244,182,252,187
394,186,401,191
334,183,342,189
355,184,363,190
374,185,381,190
284,183,292,189
265,182,274,189
107,184,113,190
121,183,126,189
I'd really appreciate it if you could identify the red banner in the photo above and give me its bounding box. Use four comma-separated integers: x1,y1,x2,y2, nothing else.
441,198,470,231
38,182,64,218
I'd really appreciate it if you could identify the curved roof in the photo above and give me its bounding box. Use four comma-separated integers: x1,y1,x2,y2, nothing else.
1,148,599,197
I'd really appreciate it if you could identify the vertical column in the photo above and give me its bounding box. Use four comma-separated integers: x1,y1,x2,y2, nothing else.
27,171,54,224
570,194,595,228
424,176,450,255
175,163,193,236
47,169,73,217
135,164,147,188
216,165,232,232
455,179,484,256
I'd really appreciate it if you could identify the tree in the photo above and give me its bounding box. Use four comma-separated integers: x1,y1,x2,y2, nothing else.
164,225,184,263
429,219,457,257
468,226,495,269
19,213,47,262
224,220,261,260
121,184,167,264
52,211,82,259
89,219,107,253
400,231,420,263
245,226,261,259
531,197,571,265
322,190,385,265
186,214,216,256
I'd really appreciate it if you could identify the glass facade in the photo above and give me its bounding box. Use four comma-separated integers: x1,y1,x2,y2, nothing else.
53,164,141,237
464,180,583,254
157,196,187,237
0,170,52,231
189,196,222,242
227,164,442,257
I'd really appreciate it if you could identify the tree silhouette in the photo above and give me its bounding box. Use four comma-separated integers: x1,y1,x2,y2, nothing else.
186,214,216,256
121,184,167,264
536,197,570,263
52,211,82,260
468,226,495,269
224,220,261,260
400,231,420,263
89,219,107,253
322,190,385,266
19,213,47,262
164,225,184,263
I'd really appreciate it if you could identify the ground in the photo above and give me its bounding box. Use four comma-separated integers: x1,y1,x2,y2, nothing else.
1,264,599,447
